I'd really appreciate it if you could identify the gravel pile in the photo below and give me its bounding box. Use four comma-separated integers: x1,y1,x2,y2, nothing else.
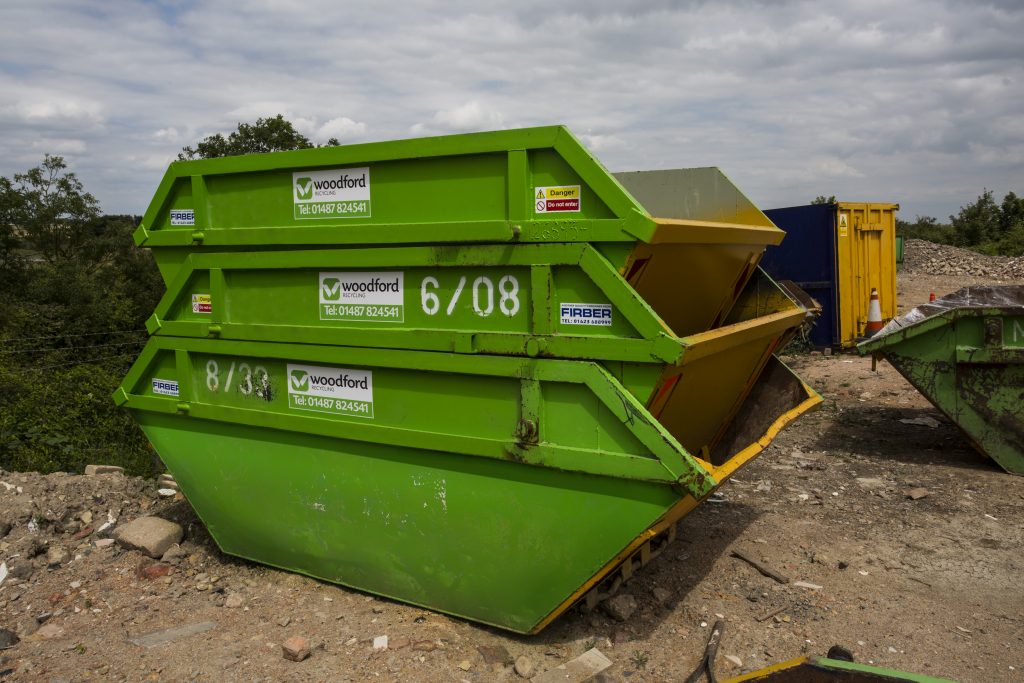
903,239,1024,280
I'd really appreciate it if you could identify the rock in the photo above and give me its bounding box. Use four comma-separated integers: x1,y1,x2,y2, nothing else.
724,654,743,668
0,628,19,649
138,562,173,580
478,644,512,665
905,487,930,500
282,635,311,662
372,635,388,651
899,417,940,429
9,562,33,580
33,622,64,640
84,465,124,476
532,648,612,682
514,654,535,678
157,474,179,491
458,659,472,671
0,521,11,539
129,622,215,648
277,616,291,628
46,546,70,568
855,477,886,490
160,544,187,563
112,516,183,558
79,511,93,525
157,488,177,497
224,593,244,609
94,538,114,549
17,617,39,637
652,586,673,604
601,593,637,622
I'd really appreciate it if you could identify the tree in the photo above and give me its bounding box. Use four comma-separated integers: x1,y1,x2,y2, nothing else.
949,190,1001,247
178,114,340,160
999,191,1024,236
895,215,953,244
811,195,836,205
12,155,100,263
0,176,25,286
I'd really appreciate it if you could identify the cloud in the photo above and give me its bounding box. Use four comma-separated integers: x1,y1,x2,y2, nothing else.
0,0,1020,220
315,117,367,142
411,101,506,135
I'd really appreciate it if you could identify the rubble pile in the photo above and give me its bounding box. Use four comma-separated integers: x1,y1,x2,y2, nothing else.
903,239,1024,280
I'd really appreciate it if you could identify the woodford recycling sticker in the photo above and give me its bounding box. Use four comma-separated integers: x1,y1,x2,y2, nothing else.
287,363,374,418
318,271,404,322
534,185,581,213
293,167,371,219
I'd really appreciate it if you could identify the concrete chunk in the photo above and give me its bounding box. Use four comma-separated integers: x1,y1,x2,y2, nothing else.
532,647,612,682
129,621,215,648
112,516,183,559
84,465,124,476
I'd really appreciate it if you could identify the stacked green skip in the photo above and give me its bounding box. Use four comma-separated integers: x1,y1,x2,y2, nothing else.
859,285,1024,475
116,126,820,633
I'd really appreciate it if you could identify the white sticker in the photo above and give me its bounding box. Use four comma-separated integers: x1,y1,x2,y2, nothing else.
535,185,581,213
170,209,195,226
152,378,180,397
191,293,212,314
319,272,403,322
287,363,373,418
293,167,370,219
560,303,613,326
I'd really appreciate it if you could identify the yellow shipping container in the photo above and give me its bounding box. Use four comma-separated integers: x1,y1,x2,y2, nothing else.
762,201,898,349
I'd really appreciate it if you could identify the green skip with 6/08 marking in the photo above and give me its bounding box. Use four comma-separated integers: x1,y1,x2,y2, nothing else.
118,125,820,633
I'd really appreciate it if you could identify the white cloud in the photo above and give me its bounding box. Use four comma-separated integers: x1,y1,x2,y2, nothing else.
316,117,367,142
411,102,506,135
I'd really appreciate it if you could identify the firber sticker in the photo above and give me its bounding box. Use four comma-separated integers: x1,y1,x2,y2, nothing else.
287,363,374,418
319,271,403,322
560,303,613,326
293,167,370,219
152,378,179,397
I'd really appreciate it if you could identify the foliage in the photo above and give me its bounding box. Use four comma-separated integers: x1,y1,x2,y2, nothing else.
895,215,954,245
178,114,340,160
894,189,1024,257
811,195,836,205
0,157,163,476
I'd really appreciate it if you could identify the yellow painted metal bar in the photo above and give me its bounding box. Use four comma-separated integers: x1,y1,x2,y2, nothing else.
649,218,785,246
679,308,808,366
722,656,810,682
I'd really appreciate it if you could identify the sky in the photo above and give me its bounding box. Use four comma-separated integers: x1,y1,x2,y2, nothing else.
0,0,1021,221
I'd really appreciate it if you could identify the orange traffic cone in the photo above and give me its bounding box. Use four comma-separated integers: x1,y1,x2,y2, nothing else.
866,288,884,335
929,292,936,302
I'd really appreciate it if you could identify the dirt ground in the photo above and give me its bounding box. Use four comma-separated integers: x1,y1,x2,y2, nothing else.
1,270,1021,683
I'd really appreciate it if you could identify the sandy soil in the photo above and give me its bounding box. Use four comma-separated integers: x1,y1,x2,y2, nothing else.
0,267,1021,683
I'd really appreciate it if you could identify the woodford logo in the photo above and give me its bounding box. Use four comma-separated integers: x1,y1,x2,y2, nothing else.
286,363,374,418
293,167,371,219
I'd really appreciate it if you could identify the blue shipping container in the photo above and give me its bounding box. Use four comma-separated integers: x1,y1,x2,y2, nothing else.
761,205,839,348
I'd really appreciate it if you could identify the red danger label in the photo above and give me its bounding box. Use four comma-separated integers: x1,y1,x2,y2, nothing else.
543,198,580,212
